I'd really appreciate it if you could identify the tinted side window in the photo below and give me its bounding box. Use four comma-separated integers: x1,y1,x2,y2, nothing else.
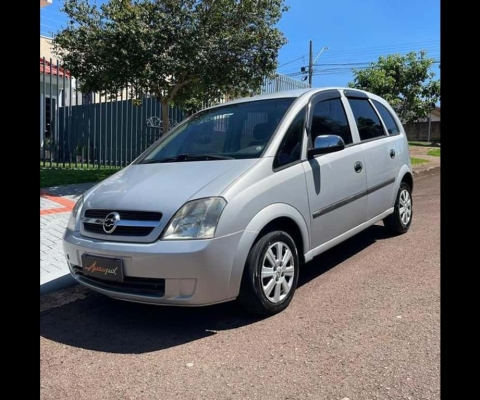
310,99,352,145
274,107,306,169
372,100,400,135
348,99,386,141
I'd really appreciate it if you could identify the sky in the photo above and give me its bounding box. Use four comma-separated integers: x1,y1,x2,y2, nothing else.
40,0,440,88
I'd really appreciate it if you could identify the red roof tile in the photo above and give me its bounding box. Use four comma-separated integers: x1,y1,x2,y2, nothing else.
40,57,71,78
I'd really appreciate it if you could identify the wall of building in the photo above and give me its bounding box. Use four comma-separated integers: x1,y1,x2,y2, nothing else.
40,0,53,8
40,36,57,62
404,121,441,142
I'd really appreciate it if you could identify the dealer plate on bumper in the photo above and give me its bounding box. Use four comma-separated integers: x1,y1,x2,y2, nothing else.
81,254,124,282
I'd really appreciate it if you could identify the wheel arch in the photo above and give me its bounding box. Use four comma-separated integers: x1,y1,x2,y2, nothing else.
226,203,310,299
402,171,413,191
393,164,414,206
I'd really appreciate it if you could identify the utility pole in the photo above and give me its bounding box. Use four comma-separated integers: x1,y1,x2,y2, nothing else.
427,116,431,143
308,40,313,87
302,42,328,85
427,102,435,143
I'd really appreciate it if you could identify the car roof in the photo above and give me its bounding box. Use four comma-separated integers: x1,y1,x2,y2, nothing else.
215,87,374,107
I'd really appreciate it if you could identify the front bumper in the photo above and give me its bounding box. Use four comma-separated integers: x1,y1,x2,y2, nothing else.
63,229,244,306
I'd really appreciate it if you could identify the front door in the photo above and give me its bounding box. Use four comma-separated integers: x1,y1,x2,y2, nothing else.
303,90,368,250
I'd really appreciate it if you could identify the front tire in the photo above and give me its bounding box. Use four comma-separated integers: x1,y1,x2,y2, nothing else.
238,231,300,316
384,182,413,234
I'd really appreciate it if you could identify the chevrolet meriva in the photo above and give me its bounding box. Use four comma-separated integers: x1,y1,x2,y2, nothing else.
63,88,413,315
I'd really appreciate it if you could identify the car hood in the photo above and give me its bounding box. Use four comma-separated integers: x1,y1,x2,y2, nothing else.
82,159,259,217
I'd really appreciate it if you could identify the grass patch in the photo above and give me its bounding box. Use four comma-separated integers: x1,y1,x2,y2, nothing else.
427,148,440,157
41,164,121,188
408,141,440,147
411,157,429,165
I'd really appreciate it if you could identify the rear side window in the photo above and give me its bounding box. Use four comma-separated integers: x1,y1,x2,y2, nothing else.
310,99,353,145
372,100,400,135
348,99,386,141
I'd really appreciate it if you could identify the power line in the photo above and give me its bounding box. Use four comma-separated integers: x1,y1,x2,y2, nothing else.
278,59,441,78
40,10,68,18
278,66,307,74
277,61,310,72
278,40,439,77
315,40,440,56
319,50,440,65
314,62,372,67
309,60,441,77
277,55,307,68
40,23,57,29
291,40,440,70
314,60,440,67
317,43,440,63
41,16,64,24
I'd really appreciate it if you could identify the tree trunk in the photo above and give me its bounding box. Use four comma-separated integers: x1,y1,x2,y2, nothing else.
161,99,169,135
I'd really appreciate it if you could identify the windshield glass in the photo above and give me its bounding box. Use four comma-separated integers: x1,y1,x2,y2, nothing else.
137,98,295,163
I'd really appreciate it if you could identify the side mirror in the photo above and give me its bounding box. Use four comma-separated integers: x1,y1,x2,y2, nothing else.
308,134,345,158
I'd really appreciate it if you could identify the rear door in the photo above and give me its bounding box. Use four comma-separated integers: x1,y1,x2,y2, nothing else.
370,98,406,174
302,90,367,250
343,91,398,221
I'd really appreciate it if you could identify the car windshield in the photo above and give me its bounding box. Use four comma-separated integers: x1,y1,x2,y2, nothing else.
137,98,295,163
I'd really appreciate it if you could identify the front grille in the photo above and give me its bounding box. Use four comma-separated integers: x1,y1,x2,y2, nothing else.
83,223,154,236
84,209,162,221
82,209,162,237
72,265,165,297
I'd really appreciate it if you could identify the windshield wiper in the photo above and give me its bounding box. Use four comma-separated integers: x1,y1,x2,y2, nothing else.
140,153,235,164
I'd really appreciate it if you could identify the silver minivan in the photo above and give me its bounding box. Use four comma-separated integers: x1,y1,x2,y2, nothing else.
63,87,413,315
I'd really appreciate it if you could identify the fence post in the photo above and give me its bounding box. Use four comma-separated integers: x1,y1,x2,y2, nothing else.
42,57,46,166
427,116,431,143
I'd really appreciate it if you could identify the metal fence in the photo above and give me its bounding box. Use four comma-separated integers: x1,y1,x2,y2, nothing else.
259,74,310,95
40,57,310,168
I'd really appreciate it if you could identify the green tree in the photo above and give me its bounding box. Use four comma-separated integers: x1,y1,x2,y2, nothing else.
348,51,440,124
54,0,289,132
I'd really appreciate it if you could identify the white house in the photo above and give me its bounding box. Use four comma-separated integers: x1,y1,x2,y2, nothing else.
41,0,54,151
428,107,440,122
40,28,81,151
40,35,78,150
416,106,440,123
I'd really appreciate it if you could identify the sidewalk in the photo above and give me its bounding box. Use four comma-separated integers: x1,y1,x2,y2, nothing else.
39,160,440,296
409,145,441,177
40,183,95,295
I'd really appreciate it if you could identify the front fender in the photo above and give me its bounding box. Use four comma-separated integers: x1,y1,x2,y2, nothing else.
226,203,310,299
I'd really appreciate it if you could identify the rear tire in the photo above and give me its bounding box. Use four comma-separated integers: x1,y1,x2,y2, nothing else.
384,182,413,234
238,231,300,316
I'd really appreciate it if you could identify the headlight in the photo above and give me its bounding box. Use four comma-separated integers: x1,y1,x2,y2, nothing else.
162,197,227,240
67,195,84,231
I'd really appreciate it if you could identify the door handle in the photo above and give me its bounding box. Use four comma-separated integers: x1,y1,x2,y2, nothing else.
354,161,363,173
390,149,396,159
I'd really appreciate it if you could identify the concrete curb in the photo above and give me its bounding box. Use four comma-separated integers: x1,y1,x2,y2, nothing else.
412,165,441,178
40,273,77,296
